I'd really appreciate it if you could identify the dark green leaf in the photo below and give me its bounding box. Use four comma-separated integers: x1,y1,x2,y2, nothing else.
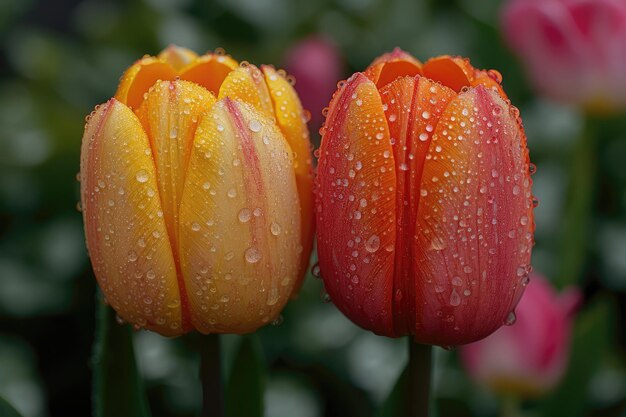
0,396,24,417
536,296,613,417
92,295,150,417
225,335,265,417
378,367,408,417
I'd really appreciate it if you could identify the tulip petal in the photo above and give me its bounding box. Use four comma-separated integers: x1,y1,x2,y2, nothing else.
178,98,301,334
422,56,475,93
262,65,314,290
472,70,509,102
364,48,423,89
316,73,396,336
179,53,239,96
80,99,183,336
135,80,217,257
378,75,456,335
218,64,275,117
115,57,178,110
157,45,199,71
412,85,534,345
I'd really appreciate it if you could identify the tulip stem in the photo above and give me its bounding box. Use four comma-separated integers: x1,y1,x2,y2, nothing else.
557,116,598,288
200,334,224,417
501,395,522,417
407,340,433,417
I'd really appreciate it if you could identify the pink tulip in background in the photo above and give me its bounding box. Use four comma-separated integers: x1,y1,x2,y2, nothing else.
502,0,626,113
461,274,581,397
285,36,343,133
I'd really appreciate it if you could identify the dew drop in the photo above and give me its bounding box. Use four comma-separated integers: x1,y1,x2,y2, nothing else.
270,222,282,236
136,169,149,183
271,315,284,326
191,222,201,231
238,208,252,223
245,247,262,263
449,289,461,306
365,234,380,253
248,119,262,132
505,311,517,326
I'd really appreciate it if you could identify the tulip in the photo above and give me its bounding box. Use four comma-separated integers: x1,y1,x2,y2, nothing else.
315,49,535,346
502,0,626,113
460,274,581,397
80,46,313,337
285,36,344,132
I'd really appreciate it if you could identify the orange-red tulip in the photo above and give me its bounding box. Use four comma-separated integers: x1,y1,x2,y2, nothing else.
315,49,535,346
80,46,313,336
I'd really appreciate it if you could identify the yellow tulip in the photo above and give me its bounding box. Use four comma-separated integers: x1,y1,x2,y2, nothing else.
80,46,313,336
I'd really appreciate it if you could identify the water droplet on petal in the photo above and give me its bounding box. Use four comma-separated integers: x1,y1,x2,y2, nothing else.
270,222,282,236
505,311,517,326
136,170,149,183
248,119,261,132
449,289,461,306
245,247,262,263
266,288,279,305
365,235,380,253
238,208,252,223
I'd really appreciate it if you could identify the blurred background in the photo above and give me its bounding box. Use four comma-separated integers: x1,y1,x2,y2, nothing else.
1,0,626,416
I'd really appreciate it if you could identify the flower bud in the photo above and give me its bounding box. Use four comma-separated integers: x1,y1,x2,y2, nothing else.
502,0,626,113
460,274,581,396
315,49,535,346
80,46,313,336
285,36,344,132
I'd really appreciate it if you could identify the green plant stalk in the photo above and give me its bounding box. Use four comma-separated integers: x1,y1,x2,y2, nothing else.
407,340,433,417
556,116,598,288
92,295,150,417
201,334,224,417
501,395,521,417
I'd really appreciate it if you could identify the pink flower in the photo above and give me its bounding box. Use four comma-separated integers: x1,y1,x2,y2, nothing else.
284,36,343,132
460,274,581,397
502,0,626,113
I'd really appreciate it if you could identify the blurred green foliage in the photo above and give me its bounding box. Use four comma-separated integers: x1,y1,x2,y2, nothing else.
1,0,626,417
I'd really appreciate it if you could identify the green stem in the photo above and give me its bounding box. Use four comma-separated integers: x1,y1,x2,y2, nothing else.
556,116,598,288
500,395,521,417
200,334,223,417
407,340,433,417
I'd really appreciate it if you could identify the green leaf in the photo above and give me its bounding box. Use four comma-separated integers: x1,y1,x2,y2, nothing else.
0,396,24,417
92,295,151,417
536,296,613,417
225,335,265,417
378,367,408,417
